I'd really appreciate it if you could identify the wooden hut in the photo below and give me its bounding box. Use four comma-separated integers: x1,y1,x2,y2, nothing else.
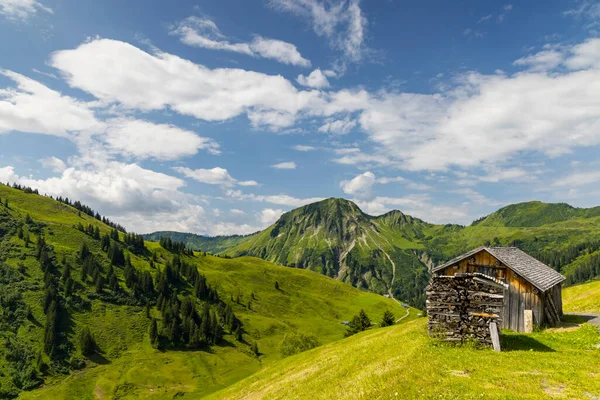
432,247,565,332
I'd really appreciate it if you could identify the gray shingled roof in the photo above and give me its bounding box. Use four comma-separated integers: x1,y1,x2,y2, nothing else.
433,246,565,292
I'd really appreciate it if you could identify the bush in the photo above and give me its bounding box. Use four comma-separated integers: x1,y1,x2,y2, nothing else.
278,332,321,357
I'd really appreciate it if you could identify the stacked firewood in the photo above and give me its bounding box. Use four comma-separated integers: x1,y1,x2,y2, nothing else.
426,274,503,347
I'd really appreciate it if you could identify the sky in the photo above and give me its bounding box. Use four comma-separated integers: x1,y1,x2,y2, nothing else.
1,0,600,236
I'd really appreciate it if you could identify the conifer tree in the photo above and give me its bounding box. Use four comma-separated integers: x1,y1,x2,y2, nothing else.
380,310,395,327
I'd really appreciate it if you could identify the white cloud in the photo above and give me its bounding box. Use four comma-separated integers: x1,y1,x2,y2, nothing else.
230,208,246,216
297,69,330,88
478,14,492,24
451,188,503,207
104,118,220,160
565,38,600,70
269,0,367,62
0,0,52,21
478,168,533,183
271,161,297,169
514,49,564,71
257,208,284,225
3,161,185,215
226,190,323,208
174,166,258,187
170,16,311,67
40,156,66,173
553,171,600,187
50,38,321,130
0,70,103,137
251,36,311,67
318,116,357,135
376,176,405,184
293,145,316,151
340,171,375,199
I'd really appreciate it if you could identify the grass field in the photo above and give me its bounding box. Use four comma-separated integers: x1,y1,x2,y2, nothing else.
0,185,412,399
563,280,600,314
210,318,600,400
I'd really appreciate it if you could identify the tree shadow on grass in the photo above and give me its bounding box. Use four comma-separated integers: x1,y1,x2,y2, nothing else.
88,352,111,365
501,334,555,352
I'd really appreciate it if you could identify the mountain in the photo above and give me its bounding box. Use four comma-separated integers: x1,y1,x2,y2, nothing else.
222,198,433,307
143,231,254,254
216,198,600,308
0,184,407,399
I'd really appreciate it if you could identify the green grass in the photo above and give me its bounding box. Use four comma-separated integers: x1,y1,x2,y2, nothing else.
0,184,410,399
210,318,600,400
563,280,600,314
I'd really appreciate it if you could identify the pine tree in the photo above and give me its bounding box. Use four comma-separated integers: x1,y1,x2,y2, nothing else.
23,231,30,248
251,341,259,356
380,310,395,327
274,281,280,290
345,309,372,337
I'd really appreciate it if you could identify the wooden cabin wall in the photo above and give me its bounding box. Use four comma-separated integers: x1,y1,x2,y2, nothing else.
437,250,545,332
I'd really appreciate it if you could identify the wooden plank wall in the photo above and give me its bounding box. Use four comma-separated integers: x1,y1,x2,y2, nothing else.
438,249,546,332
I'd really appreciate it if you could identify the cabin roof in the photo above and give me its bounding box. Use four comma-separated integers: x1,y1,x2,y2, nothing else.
433,246,566,292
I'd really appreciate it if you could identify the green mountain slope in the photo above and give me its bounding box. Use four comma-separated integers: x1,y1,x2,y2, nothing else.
143,231,254,254
210,318,600,400
472,201,600,227
0,184,408,399
222,198,433,307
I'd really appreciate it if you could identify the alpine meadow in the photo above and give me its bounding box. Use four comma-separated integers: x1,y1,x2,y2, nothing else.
2,0,600,399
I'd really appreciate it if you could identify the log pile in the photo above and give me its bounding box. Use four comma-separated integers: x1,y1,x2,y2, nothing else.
426,273,504,347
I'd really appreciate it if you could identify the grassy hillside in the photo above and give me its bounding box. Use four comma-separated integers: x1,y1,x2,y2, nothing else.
211,318,600,400
563,279,600,314
0,184,408,399
143,231,254,254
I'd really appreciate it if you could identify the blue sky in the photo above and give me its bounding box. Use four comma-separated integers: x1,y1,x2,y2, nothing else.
1,0,600,235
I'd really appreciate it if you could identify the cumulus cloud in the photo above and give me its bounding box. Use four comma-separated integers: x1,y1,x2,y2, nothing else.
297,69,330,88
269,0,367,62
0,70,103,137
271,161,297,169
174,166,258,187
40,157,67,173
0,0,52,21
257,208,284,225
50,38,322,130
104,118,220,160
340,171,375,199
170,16,311,67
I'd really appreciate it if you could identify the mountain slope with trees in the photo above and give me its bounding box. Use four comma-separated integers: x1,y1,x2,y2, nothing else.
0,184,407,399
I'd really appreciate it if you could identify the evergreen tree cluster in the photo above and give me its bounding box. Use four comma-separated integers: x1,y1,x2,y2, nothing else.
124,232,146,254
345,309,372,337
55,196,126,233
77,222,101,240
159,236,193,255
